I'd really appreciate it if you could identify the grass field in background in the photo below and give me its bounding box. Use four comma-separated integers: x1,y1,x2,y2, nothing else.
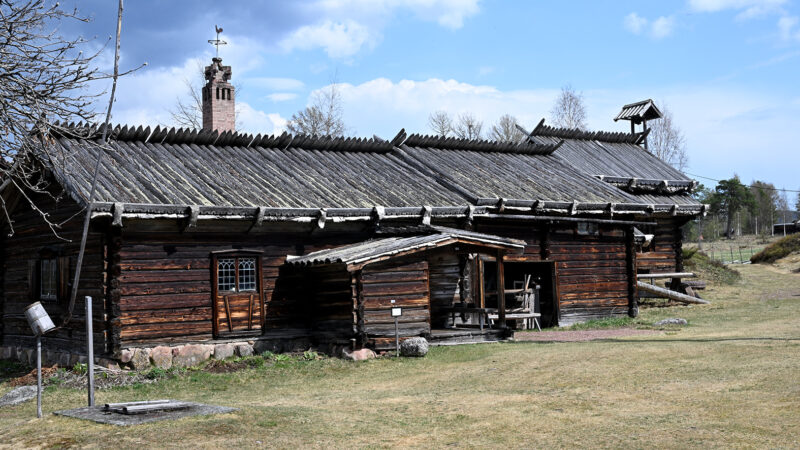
1,264,798,448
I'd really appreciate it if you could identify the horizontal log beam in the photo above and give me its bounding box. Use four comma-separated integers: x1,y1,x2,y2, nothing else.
636,281,709,305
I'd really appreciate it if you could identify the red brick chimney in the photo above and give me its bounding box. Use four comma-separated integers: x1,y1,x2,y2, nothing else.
202,57,235,132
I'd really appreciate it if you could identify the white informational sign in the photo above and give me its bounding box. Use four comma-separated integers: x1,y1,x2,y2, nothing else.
391,307,402,317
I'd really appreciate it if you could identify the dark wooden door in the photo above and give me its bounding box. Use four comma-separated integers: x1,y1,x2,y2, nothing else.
212,253,264,337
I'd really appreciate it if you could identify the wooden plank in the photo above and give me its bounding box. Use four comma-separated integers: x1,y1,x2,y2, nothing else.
636,281,710,304
636,272,695,279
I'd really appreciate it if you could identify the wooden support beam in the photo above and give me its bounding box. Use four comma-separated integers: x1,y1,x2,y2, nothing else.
496,250,506,329
112,202,124,228
625,226,638,317
637,281,710,305
248,206,266,232
183,205,199,232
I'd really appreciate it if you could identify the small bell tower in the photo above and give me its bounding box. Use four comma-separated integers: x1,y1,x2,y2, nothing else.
202,26,235,132
614,99,662,150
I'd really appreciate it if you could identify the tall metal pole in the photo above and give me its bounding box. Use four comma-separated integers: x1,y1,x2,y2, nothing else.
86,296,95,406
36,334,42,418
394,316,399,358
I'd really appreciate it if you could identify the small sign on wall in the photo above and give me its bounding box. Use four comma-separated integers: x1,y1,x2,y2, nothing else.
391,307,402,317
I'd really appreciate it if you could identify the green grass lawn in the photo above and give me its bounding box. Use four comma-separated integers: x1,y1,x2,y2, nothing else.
1,263,799,449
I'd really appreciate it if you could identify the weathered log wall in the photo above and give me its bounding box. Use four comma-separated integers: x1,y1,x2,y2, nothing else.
428,250,460,328
637,218,684,274
475,221,630,326
114,225,370,348
1,193,107,355
358,258,430,350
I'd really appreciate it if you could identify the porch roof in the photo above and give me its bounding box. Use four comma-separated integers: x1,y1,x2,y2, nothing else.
285,226,524,269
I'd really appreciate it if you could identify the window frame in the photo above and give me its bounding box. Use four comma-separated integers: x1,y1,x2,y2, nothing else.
40,258,58,301
211,249,264,294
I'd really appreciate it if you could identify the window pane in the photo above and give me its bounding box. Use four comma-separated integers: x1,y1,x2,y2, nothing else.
238,257,256,291
40,259,57,300
217,258,236,291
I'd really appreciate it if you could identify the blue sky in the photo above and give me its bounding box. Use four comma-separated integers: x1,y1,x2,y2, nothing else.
66,0,799,191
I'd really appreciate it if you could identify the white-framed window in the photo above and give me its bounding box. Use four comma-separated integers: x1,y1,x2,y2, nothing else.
40,258,58,301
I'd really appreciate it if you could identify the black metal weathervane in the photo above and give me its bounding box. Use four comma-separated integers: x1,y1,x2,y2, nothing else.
208,25,227,58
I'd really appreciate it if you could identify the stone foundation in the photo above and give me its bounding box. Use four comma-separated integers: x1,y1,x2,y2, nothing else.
0,336,314,370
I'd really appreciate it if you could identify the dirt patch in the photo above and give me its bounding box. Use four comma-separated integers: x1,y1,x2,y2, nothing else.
515,328,660,342
205,360,249,374
9,365,58,387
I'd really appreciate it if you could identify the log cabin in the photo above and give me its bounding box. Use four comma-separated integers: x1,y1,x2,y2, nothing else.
0,59,704,367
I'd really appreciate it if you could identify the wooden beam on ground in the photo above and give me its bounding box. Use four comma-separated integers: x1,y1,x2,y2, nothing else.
637,272,696,279
637,281,710,305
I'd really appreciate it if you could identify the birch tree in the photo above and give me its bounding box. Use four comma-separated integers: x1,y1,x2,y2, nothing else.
428,110,453,137
647,104,688,172
550,85,588,130
287,82,346,136
489,114,525,143
453,112,483,140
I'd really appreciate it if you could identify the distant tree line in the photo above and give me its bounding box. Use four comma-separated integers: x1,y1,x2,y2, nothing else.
687,176,798,242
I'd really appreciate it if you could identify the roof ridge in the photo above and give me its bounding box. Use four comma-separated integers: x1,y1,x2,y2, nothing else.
530,119,643,144
402,133,561,155
50,122,395,153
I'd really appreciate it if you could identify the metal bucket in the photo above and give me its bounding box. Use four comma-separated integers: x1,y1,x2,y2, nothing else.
24,302,56,335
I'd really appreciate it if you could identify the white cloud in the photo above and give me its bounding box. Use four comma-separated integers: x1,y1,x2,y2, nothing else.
237,102,288,135
266,93,298,102
325,77,556,136
623,13,675,39
688,0,786,18
778,15,800,41
624,13,648,35
651,16,676,39
280,19,376,58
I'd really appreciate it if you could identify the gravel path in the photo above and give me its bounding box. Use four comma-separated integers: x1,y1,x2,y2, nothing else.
514,328,660,342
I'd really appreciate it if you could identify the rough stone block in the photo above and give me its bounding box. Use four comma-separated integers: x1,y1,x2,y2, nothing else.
213,343,235,360
119,349,133,364
400,337,429,357
254,340,281,355
235,343,253,357
342,348,376,361
130,347,151,370
172,344,213,368
149,346,173,369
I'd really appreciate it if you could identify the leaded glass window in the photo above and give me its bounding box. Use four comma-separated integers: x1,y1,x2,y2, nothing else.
217,258,236,292
238,258,257,291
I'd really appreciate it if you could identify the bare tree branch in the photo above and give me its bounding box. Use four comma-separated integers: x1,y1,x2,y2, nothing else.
550,84,588,130
489,114,524,143
0,1,120,235
428,110,453,137
647,103,688,172
287,76,346,137
453,112,483,140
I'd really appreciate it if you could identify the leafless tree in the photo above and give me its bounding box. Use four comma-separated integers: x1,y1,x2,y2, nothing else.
549,85,588,130
647,104,688,172
489,114,524,143
428,110,453,137
453,112,483,140
287,80,346,137
0,1,115,235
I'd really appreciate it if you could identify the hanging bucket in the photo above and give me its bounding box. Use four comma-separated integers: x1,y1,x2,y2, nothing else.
24,302,56,335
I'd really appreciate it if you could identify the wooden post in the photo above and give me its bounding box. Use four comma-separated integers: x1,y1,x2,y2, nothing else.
86,296,95,407
496,251,506,329
477,258,485,309
625,226,638,318
36,335,42,418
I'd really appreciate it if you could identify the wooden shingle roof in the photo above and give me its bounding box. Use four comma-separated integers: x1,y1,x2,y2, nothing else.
36,123,704,219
